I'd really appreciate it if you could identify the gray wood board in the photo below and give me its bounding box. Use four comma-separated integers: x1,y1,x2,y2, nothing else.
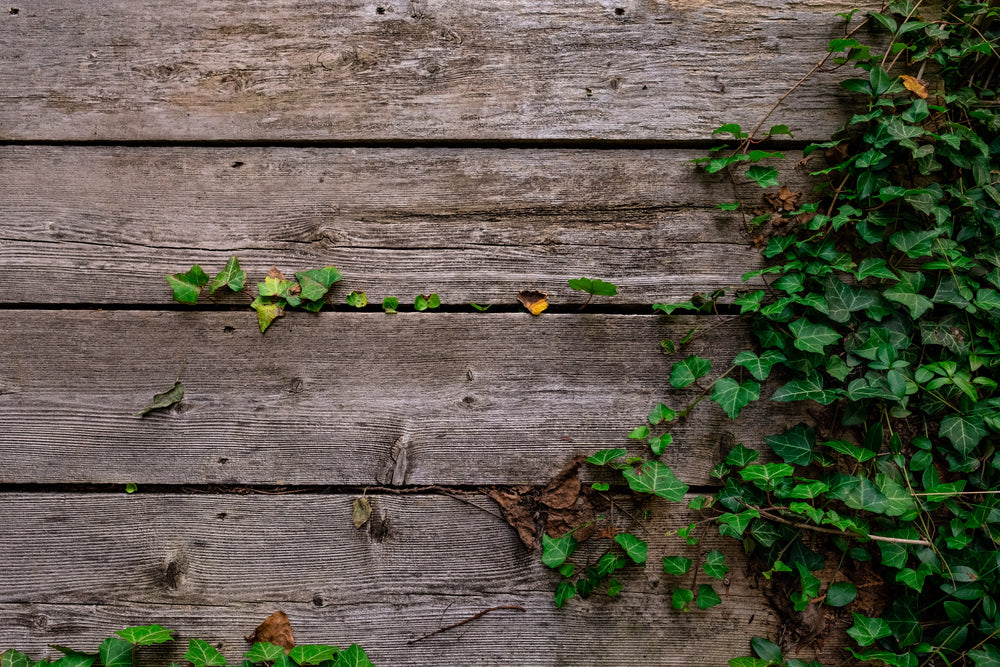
0,311,806,486
0,0,879,141
0,493,845,666
0,146,822,305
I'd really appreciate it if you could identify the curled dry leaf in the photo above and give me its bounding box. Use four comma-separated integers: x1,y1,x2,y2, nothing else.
246,610,295,651
134,381,184,417
900,74,928,99
517,290,549,316
352,496,372,528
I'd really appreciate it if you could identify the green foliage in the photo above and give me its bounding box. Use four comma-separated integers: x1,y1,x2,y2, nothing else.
133,381,184,417
413,294,440,311
345,291,368,308
166,265,210,304
381,296,399,314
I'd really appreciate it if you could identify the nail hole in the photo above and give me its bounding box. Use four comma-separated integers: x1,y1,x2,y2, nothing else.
218,457,229,464
614,7,624,15
231,161,244,168
217,512,227,519
375,6,385,14
9,7,19,14
223,325,235,333
312,595,324,607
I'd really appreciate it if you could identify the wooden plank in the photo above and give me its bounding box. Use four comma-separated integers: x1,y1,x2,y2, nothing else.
0,0,877,142
0,493,810,666
0,146,819,305
0,311,806,486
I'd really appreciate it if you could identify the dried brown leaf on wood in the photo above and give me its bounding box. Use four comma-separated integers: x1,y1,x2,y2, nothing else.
267,266,286,281
763,185,801,213
486,486,540,549
539,454,586,509
246,610,295,650
352,496,372,529
900,74,928,99
517,290,549,316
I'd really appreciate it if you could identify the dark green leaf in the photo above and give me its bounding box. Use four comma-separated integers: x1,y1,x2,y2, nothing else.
826,582,857,607
117,625,175,646
244,644,285,663
208,256,246,294
586,448,627,466
739,463,795,487
332,645,373,667
671,587,694,611
771,373,840,405
99,639,132,667
134,381,184,417
750,637,782,663
670,355,711,389
1,651,31,667
790,318,841,353
764,424,815,466
382,297,399,314
847,613,892,646
939,414,988,456
824,276,876,323
711,378,760,419
622,460,689,501
554,581,575,608
884,270,933,318
541,533,577,568
746,166,780,189
725,443,758,467
663,556,693,576
648,403,676,425
289,646,340,666
615,533,648,564
294,267,343,301
567,277,618,297
696,584,722,609
733,350,785,381
166,265,210,304
702,550,728,579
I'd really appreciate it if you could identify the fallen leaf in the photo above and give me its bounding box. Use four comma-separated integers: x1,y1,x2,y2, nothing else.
352,496,372,528
900,74,928,99
763,186,801,213
134,381,184,417
267,266,287,281
246,610,295,651
251,296,285,333
596,524,619,540
540,455,586,509
517,290,548,316
486,486,539,549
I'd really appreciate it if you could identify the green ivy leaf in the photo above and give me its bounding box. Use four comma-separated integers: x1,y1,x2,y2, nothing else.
166,265,210,304
53,653,96,667
702,550,728,580
718,509,759,538
294,267,343,302
414,294,441,311
739,463,795,488
725,443,758,467
614,533,648,564
648,433,674,455
883,270,933,318
648,403,676,424
288,646,340,665
208,256,247,294
250,296,285,333
733,350,786,381
183,640,225,667
1,651,31,667
629,425,650,440
711,378,760,419
671,587,695,611
663,556,693,576
382,297,399,314
99,639,133,667
854,257,898,281
734,290,766,314
751,636,783,664
824,276,877,323
244,644,285,663
696,584,723,609
554,581,576,608
567,277,618,296
826,582,857,607
847,613,892,647
789,318,841,353
771,373,840,405
746,165,780,188
822,439,876,462
541,533,577,568
332,645,374,667
968,644,1000,666
586,448,627,466
134,381,184,417
345,291,368,308
939,414,988,456
764,424,815,466
670,355,711,389
622,460,689,501
117,626,175,646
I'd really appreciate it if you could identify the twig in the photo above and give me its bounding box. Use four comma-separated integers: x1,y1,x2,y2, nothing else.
407,606,527,644
753,507,932,546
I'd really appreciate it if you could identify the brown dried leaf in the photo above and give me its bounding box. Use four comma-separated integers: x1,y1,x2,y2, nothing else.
517,290,548,316
486,486,540,549
267,266,287,281
246,610,295,650
900,74,928,99
596,524,619,541
763,186,801,213
540,455,586,509
352,496,372,529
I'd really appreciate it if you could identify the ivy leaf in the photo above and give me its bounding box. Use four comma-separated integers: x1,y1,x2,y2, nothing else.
554,581,576,608
733,350,786,381
855,257,898,281
939,414,988,456
751,637,783,664
166,265,210,304
725,443,759,467
824,276,876,323
288,646,340,665
968,645,1000,666
663,556,693,575
823,439,876,462
568,277,618,296
735,290,766,314
0,651,31,667
382,296,399,314
884,270,933,318
702,550,728,580
183,640,225,667
629,425,650,440
414,294,441,311
53,652,97,667
889,229,939,258
117,626,175,646
771,372,841,405
614,533,648,564
345,291,368,308
541,533,577,568
718,509,760,538
622,460,689,501
739,463,795,488
711,378,760,419
671,587,695,611
847,613,892,647
99,639,133,667
648,433,674,455
332,645,374,667
244,644,285,663
208,256,246,294
295,267,343,302
789,318,841,353
764,423,815,466
670,355,712,389
826,582,857,607
134,381,184,417
586,448,627,466
875,473,913,516
648,403,676,425
746,165,780,188
696,584,722,610
250,296,285,333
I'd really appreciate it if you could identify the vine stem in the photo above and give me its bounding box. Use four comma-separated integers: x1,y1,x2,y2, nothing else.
752,506,932,546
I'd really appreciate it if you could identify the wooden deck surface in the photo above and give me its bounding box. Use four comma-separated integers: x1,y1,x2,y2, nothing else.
1,1,872,664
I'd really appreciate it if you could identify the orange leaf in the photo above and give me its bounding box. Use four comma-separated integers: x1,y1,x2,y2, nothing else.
517,290,548,316
900,75,928,99
246,610,295,650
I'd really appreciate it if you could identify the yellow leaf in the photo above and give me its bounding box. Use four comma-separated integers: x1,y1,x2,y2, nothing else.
352,496,372,528
900,75,928,99
517,290,549,316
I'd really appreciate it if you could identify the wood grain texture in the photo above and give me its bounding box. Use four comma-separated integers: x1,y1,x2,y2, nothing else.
0,311,806,486
0,0,878,142
0,146,823,305
0,493,849,666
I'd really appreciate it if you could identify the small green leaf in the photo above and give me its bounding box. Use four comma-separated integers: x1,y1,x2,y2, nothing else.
208,256,247,294
554,581,575,608
671,587,695,611
739,463,795,487
847,613,892,647
648,403,676,425
541,533,577,568
745,165,780,189
134,381,184,417
470,302,492,312
183,639,225,667
166,265,210,304
382,296,399,314
717,509,759,537
670,355,711,389
733,350,786,381
725,443,758,467
99,639,133,667
826,582,857,607
648,433,673,455
771,373,840,405
702,550,728,580
750,636,783,663
789,318,841,353
629,425,650,440
718,202,740,211
607,578,623,597
332,645,373,667
288,646,341,665
587,448,627,466
764,423,815,466
568,277,618,297
939,414,988,456
250,296,285,332
696,584,722,609
591,482,610,491
294,267,343,301
244,644,285,663
125,482,138,494
622,460,689,501
345,291,368,308
614,533,648,564
823,439,876,462
663,556,693,575
414,294,441,311
711,378,760,419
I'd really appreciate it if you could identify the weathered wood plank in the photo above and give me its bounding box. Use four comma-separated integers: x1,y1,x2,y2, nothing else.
0,0,877,141
0,146,820,304
0,311,805,486
0,493,813,666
